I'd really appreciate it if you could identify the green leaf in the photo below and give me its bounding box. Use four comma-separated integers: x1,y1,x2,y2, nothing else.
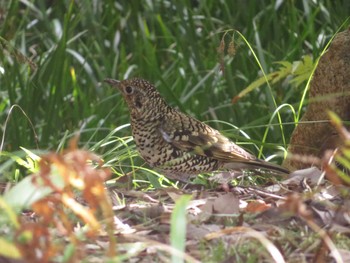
146,173,162,189
3,171,65,211
0,197,20,228
234,61,292,102
0,238,22,259
20,147,41,162
272,61,293,83
170,195,192,263
290,55,314,87
328,111,342,128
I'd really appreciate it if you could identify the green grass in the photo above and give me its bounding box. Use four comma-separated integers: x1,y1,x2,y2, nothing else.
1,2,350,261
0,1,349,181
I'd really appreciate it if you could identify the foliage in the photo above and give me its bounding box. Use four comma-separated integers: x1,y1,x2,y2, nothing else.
0,1,350,262
323,111,350,185
234,55,314,102
0,140,116,262
0,0,349,161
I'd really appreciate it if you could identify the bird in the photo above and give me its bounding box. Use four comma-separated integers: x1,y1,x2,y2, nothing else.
104,78,289,181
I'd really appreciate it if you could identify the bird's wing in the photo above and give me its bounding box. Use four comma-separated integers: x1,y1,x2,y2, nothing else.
159,112,256,162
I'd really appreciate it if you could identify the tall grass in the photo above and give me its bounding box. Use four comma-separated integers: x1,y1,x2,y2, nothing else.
0,0,349,180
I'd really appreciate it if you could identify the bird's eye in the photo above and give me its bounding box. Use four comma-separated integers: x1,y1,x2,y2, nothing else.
124,86,134,94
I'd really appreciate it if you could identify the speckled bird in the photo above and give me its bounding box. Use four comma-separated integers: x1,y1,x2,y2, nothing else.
104,78,289,181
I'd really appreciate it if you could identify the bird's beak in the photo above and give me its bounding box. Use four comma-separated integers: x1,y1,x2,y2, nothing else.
104,78,120,86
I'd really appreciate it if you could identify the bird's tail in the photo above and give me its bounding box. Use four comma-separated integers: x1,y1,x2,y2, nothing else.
223,159,290,175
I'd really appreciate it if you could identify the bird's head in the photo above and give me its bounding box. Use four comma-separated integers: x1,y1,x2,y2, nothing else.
104,78,167,119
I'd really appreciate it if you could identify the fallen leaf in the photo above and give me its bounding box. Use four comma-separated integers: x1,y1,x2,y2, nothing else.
245,200,271,213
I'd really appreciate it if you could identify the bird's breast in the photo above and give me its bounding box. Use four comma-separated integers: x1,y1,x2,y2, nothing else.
131,118,176,167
